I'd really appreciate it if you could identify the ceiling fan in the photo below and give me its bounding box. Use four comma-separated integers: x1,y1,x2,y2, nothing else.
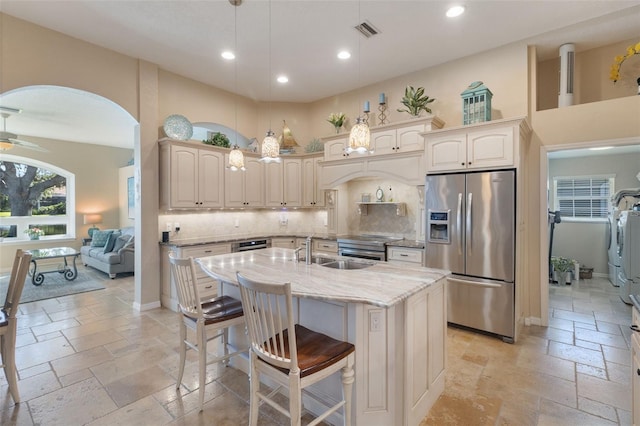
0,112,48,152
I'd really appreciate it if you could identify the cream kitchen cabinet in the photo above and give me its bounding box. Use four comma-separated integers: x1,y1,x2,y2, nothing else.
302,155,325,207
264,158,303,208
632,303,640,425
224,155,264,207
159,140,224,210
425,117,529,173
272,237,297,248
371,117,443,155
323,136,349,161
387,246,424,265
160,242,232,311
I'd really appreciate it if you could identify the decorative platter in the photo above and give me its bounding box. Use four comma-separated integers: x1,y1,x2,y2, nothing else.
163,114,193,140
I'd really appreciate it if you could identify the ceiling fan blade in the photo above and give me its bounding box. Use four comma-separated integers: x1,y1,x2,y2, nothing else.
12,139,49,152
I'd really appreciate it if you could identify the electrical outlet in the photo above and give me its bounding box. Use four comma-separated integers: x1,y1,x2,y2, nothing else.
369,311,382,332
174,222,180,232
166,222,172,232
234,218,239,228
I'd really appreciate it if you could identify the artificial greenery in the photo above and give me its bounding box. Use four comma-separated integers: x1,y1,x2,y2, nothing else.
202,132,230,148
551,256,575,272
305,138,324,153
397,86,435,117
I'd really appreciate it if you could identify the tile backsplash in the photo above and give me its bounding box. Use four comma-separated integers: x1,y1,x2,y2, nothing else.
159,209,328,241
159,180,422,242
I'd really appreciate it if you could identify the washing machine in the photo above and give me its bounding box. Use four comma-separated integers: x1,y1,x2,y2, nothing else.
607,208,622,287
618,210,640,304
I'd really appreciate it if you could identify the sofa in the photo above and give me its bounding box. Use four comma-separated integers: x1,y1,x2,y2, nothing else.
80,227,135,278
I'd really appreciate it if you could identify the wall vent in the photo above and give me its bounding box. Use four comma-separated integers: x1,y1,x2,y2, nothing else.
354,20,380,38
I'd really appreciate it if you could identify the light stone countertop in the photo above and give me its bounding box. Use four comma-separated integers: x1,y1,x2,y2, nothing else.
197,247,449,308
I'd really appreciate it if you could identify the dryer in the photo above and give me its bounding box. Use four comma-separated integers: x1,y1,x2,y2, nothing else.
618,210,640,305
607,208,622,287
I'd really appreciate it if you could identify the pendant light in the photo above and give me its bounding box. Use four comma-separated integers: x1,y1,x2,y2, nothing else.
347,0,371,154
228,0,245,171
260,0,281,163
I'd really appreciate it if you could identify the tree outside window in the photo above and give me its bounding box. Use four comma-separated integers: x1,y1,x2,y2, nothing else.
0,160,70,239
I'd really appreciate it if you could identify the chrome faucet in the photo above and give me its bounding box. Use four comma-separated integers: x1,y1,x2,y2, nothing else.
305,235,312,265
294,246,303,262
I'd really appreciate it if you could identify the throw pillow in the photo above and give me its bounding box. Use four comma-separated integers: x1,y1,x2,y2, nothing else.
123,235,135,249
90,230,113,248
103,232,121,253
112,235,131,252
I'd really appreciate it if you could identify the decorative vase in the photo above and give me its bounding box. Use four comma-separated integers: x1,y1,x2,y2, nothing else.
30,235,39,240
334,125,341,134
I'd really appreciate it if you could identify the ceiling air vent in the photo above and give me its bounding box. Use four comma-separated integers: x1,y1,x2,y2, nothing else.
354,20,380,38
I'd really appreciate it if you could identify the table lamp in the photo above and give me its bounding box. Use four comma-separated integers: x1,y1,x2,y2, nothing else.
83,214,102,237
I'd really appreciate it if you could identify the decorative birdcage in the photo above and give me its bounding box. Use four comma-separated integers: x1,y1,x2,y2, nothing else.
461,81,492,125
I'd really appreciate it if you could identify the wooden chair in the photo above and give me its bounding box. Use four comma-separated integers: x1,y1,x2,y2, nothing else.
0,249,32,403
236,272,355,426
168,253,246,412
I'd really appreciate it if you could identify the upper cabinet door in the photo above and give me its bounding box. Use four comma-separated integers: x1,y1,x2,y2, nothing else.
243,157,265,207
396,123,426,152
198,150,224,208
425,133,467,172
371,129,396,155
283,159,302,207
467,126,514,170
264,161,284,207
170,145,199,208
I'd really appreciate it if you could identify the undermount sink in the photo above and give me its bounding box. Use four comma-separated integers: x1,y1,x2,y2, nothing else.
321,260,374,270
298,256,335,265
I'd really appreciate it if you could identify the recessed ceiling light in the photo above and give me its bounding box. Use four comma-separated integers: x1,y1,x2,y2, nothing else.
589,146,613,151
337,50,351,60
221,51,235,60
446,5,465,18
277,75,289,84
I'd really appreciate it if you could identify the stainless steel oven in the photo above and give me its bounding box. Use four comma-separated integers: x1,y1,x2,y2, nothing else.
337,235,401,261
231,238,271,252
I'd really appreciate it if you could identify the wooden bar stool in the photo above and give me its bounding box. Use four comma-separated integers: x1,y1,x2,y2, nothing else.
168,253,246,412
236,272,355,426
1,249,32,403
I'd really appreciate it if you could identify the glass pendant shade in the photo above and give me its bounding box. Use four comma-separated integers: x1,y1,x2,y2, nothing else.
228,145,245,171
347,117,371,153
261,130,280,162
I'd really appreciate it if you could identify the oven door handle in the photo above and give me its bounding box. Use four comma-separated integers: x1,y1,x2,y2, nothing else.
338,248,384,261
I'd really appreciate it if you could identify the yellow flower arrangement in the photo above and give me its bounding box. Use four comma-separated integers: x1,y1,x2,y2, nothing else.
609,41,640,83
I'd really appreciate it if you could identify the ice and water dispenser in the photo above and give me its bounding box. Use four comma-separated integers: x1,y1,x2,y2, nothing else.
427,210,451,244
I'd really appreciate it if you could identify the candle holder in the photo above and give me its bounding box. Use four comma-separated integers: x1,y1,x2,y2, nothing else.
362,111,370,125
377,102,388,125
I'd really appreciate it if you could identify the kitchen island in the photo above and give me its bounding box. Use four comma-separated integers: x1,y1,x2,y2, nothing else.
197,248,448,426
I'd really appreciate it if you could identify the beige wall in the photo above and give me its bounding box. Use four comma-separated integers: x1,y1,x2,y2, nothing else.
537,37,640,110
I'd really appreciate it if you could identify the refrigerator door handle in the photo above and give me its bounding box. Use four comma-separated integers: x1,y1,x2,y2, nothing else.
457,193,463,255
466,192,473,255
448,277,505,288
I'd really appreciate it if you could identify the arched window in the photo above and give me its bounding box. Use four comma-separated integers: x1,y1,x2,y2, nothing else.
0,154,75,242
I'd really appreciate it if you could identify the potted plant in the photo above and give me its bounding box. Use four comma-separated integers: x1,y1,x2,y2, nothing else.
202,132,230,148
327,112,346,134
24,227,45,240
397,86,435,117
551,256,574,284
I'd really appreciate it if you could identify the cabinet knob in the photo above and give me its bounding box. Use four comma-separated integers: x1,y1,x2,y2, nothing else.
461,162,465,166
630,324,640,332
468,161,472,165
637,368,640,376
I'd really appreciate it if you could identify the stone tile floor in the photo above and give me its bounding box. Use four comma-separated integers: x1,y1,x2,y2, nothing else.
0,268,632,425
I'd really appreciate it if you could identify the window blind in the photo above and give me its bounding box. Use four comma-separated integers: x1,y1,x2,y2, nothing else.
554,176,613,220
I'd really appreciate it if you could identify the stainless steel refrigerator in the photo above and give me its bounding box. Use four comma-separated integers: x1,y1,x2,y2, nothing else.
425,169,515,342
